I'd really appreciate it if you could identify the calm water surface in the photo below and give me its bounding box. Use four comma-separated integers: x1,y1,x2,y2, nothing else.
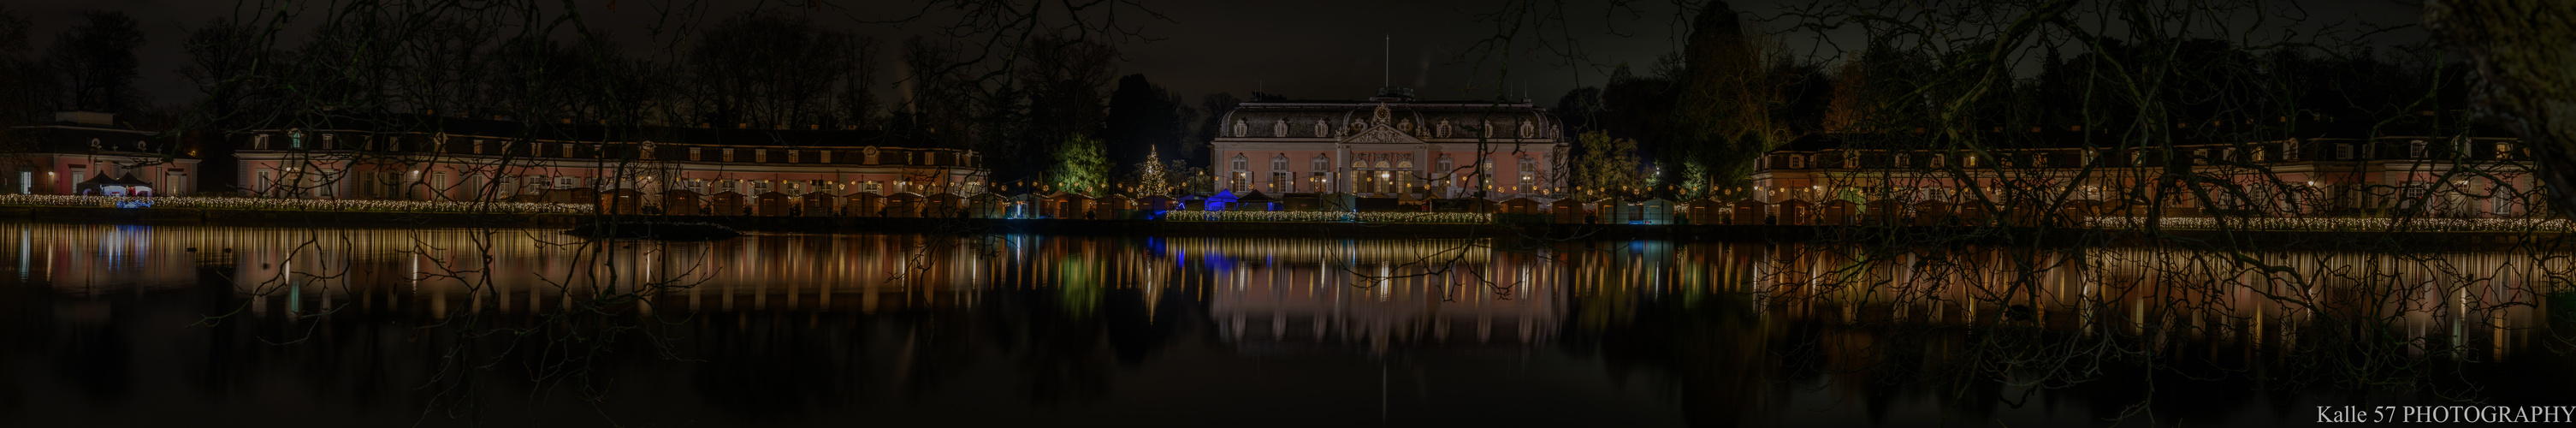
0,222,2568,426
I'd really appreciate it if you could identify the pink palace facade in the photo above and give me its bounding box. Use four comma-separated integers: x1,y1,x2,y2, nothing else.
232,116,987,215
1209,88,1567,199
6,112,202,196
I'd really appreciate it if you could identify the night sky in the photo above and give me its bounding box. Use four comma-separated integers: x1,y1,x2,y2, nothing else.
13,0,2424,111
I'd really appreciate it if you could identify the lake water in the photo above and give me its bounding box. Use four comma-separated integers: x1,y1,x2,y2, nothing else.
1,221,2567,426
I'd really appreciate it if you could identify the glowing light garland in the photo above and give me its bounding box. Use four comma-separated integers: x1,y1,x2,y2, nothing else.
1164,211,1492,224
0,194,595,215
2081,216,2573,232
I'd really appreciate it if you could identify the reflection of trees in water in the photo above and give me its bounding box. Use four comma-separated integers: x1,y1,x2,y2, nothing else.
6,221,2572,425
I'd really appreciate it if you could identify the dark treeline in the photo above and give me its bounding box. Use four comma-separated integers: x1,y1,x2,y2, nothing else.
1554,1,2469,199
0,3,1217,191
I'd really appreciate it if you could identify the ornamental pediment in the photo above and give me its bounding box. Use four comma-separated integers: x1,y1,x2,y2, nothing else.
1341,124,1422,145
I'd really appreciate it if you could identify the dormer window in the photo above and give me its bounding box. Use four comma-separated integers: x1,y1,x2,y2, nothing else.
2497,142,2514,159
2408,140,2428,158
1841,153,1856,169
722,148,735,162
1519,120,1535,138
2336,143,2353,160
1931,154,1946,168
1233,119,1248,137
1482,121,1494,138
2082,150,2098,166
1436,120,1453,138
2252,147,2266,162
1788,154,1805,169
562,143,575,158
638,141,654,159
2192,149,2208,164
1313,120,1329,137
473,139,486,154
787,149,800,163
2283,142,2300,161
690,147,702,161
255,134,271,150
1894,153,1910,168
1273,119,1289,137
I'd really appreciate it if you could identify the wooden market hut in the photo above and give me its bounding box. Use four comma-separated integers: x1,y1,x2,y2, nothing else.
846,193,885,217
968,193,1010,218
1094,194,1134,219
1912,200,1952,226
1550,198,1592,224
1683,198,1724,225
756,192,792,216
927,193,966,217
1639,199,1678,224
885,192,926,217
1954,201,1990,225
1774,199,1815,225
1817,199,1858,225
1865,199,1908,226
710,192,749,217
599,188,647,215
1137,194,1178,211
1499,197,1541,215
1729,199,1768,225
1235,191,1280,211
1042,193,1093,218
660,189,703,216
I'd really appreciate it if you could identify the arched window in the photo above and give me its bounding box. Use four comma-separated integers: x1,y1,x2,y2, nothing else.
1436,120,1453,138
1273,119,1289,137
1230,154,1249,171
1233,119,1248,137
1271,155,1288,172
1313,155,1331,173
1519,120,1536,138
1314,120,1329,138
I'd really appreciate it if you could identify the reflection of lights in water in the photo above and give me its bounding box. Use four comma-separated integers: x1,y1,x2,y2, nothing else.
3,223,2557,358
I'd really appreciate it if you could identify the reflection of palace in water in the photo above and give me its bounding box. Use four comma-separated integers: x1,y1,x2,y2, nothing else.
5,222,2559,358
1164,237,1560,353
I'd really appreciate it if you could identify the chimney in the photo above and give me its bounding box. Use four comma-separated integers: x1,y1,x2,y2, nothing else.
53,111,114,127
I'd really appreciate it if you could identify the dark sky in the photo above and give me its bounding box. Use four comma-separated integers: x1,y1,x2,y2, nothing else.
9,0,2423,111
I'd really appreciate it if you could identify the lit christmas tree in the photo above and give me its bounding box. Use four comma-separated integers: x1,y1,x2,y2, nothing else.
1131,150,1172,196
